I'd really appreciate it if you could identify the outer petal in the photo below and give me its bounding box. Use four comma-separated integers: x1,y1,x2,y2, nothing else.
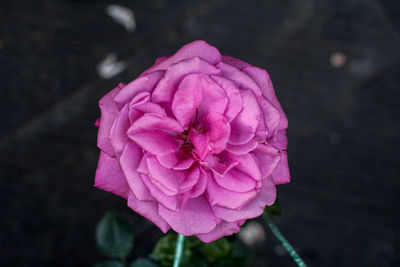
127,193,170,233
212,178,276,222
271,151,290,185
206,176,256,209
109,104,130,156
114,71,164,109
197,221,244,243
94,151,129,199
216,62,262,96
158,196,220,236
225,139,258,155
120,141,153,201
152,57,221,103
222,55,252,70
243,66,288,130
253,144,281,179
146,40,222,73
185,168,209,198
97,84,124,156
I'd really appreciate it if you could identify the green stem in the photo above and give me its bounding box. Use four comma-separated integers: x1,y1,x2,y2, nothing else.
262,213,308,267
173,234,185,267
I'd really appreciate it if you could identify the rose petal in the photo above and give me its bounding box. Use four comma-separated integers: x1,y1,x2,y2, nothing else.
258,97,281,138
216,62,262,96
109,105,130,156
225,139,258,155
197,221,243,243
152,57,221,103
253,144,281,178
243,66,288,130
202,154,239,177
172,74,227,128
147,156,186,195
227,152,262,181
201,112,230,154
269,130,288,150
212,178,276,222
186,168,209,198
222,55,252,70
179,166,200,192
94,151,129,198
158,196,220,236
97,84,124,156
190,130,209,161
214,168,256,193
142,174,179,210
206,176,256,209
211,75,243,122
272,151,290,184
127,114,182,156
114,71,164,109
127,193,170,233
229,90,261,145
120,141,153,201
147,40,222,72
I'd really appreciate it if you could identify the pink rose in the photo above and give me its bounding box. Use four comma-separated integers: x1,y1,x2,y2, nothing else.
95,40,289,242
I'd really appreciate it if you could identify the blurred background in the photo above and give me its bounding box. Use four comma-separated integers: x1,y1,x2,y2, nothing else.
1,0,399,266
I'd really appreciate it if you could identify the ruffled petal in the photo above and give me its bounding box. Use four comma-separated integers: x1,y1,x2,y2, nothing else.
147,156,185,195
212,178,276,222
147,40,222,73
94,151,129,199
120,141,153,201
172,74,227,128
158,196,220,236
186,168,209,198
225,139,258,155
197,221,243,243
216,62,262,96
253,144,281,179
229,90,261,145
222,55,252,70
243,66,288,130
201,112,230,154
214,169,256,193
271,151,290,185
114,71,164,109
202,154,239,177
142,174,179,210
127,193,170,233
127,114,182,156
227,152,262,181
211,75,243,122
206,176,256,209
152,57,221,103
97,84,124,156
109,105,130,156
258,97,281,138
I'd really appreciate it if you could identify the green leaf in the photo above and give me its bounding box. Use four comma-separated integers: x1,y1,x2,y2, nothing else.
230,238,253,266
94,260,124,267
201,237,232,263
96,211,134,259
264,197,281,215
151,234,192,267
130,258,159,267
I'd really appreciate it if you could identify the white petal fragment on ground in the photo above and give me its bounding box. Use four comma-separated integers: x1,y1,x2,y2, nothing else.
96,53,127,79
106,4,136,33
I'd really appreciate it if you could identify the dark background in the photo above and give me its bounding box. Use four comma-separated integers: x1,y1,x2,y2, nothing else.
1,0,399,266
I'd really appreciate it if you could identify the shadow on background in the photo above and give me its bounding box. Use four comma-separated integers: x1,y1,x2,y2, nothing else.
1,0,399,266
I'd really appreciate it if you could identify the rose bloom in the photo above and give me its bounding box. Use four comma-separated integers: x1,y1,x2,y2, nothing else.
95,40,289,242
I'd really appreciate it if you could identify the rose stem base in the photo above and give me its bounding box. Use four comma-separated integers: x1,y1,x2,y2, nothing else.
173,234,185,267
262,212,308,267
